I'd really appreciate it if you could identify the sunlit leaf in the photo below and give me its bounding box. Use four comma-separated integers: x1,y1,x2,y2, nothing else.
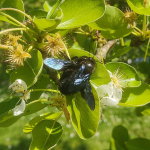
57,0,105,29
120,83,150,107
2,0,24,22
127,0,150,15
24,112,62,134
30,120,63,150
33,8,63,31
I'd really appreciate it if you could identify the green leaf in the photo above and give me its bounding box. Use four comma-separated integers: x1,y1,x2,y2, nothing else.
110,40,132,59
110,138,125,150
101,28,133,39
0,110,21,127
125,138,150,150
0,14,19,26
0,97,19,116
0,99,47,127
141,108,150,115
57,0,105,29
43,1,51,12
105,62,141,88
30,120,63,150
111,125,129,150
10,50,43,88
68,49,108,139
28,9,47,18
2,0,24,22
127,0,150,15
66,85,99,139
44,0,62,19
89,5,127,31
30,74,50,101
89,5,133,39
24,112,62,134
69,49,111,87
33,8,63,31
120,83,150,107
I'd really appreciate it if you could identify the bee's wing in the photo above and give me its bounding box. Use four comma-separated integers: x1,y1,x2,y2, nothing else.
80,81,95,111
44,58,73,71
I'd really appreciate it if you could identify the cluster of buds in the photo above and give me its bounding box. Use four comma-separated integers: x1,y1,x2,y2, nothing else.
1,33,31,69
38,34,65,57
124,8,138,24
49,95,70,124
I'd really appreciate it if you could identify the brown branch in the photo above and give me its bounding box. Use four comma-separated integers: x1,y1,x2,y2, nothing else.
95,39,118,61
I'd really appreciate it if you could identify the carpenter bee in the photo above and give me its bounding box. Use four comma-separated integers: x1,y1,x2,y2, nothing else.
44,56,96,110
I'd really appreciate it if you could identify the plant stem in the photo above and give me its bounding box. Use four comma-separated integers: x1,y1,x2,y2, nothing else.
26,45,33,53
0,8,33,21
0,12,26,28
29,89,60,93
133,26,143,34
0,28,26,35
120,38,124,46
142,15,146,39
62,41,71,60
144,38,150,62
133,29,141,36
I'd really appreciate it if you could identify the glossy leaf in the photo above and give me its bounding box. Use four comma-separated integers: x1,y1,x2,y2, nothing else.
0,100,47,127
66,85,100,139
10,50,43,88
30,120,63,150
105,62,141,87
30,74,50,101
33,8,63,31
120,83,150,107
44,0,62,19
110,40,132,59
125,138,150,150
28,9,47,18
89,5,133,39
2,0,24,22
0,97,19,116
57,0,105,29
89,5,127,31
141,108,150,115
101,28,133,39
24,112,62,134
0,14,19,26
127,0,150,15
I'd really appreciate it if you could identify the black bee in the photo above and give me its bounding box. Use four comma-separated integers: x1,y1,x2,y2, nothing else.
44,56,96,110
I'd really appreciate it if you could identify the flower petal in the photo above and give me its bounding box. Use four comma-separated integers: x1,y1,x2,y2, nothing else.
107,82,114,97
16,79,27,90
9,79,27,93
13,99,26,116
100,97,119,106
96,84,110,98
112,87,122,101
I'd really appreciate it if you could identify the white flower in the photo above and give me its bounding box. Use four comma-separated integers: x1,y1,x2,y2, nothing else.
13,99,26,116
9,79,29,116
96,68,124,106
9,79,27,93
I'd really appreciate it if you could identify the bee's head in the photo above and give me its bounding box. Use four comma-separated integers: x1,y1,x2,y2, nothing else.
77,56,96,74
